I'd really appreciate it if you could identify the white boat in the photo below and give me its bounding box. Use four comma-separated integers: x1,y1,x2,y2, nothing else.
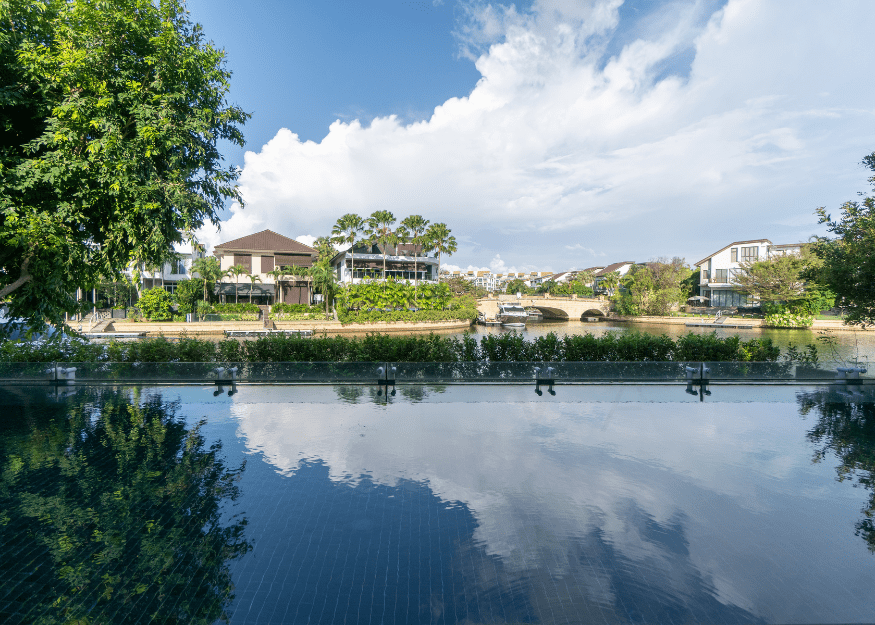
497,303,528,327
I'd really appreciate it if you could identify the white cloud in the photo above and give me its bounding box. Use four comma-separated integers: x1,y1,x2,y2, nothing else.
294,234,317,248
564,243,605,256
204,0,875,268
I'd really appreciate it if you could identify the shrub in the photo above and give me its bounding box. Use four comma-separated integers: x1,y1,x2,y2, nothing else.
212,302,260,314
138,288,172,321
763,311,814,328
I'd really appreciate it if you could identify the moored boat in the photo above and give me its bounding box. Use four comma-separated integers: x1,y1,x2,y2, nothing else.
497,303,528,327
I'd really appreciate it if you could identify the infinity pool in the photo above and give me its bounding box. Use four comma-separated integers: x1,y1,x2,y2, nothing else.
1,384,873,624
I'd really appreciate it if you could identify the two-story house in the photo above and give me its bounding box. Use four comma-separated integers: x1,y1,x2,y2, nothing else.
695,239,803,308
213,230,318,304
329,243,438,284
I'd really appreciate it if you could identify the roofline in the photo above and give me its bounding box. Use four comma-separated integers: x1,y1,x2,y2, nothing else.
694,239,772,266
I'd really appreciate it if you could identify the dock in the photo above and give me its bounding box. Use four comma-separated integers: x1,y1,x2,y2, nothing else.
83,332,147,339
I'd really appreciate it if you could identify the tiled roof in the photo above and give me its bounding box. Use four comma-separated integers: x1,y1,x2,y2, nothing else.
694,239,771,266
214,229,317,254
595,262,635,276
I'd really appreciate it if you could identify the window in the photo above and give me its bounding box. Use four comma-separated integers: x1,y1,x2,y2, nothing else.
730,248,737,262
714,269,728,283
740,246,758,262
700,270,710,281
175,260,186,275
711,290,748,307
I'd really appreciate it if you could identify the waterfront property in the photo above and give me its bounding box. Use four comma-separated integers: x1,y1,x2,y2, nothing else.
696,239,803,308
214,229,318,304
329,242,438,284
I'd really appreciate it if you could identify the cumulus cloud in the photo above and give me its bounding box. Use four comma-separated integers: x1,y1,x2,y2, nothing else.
199,0,875,268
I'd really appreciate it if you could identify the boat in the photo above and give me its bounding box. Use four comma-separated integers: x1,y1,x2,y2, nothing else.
497,303,528,327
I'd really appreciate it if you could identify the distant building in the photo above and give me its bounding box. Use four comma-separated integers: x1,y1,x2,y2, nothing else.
694,239,803,308
214,229,318,304
593,262,636,293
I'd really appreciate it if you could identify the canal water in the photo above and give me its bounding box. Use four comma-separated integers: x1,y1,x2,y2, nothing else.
453,319,875,364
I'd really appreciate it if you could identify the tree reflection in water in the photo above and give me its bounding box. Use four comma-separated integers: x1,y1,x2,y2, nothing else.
0,388,251,624
798,387,875,552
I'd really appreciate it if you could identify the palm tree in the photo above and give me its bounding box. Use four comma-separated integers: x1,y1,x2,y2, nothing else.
366,210,397,281
308,262,337,319
400,215,430,297
191,256,222,303
266,266,288,305
246,273,262,303
227,264,247,304
331,213,366,284
601,271,620,297
424,222,457,281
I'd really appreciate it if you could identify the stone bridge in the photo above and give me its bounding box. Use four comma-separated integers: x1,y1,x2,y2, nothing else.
477,295,611,321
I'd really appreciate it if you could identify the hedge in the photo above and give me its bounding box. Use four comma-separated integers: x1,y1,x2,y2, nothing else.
0,331,783,363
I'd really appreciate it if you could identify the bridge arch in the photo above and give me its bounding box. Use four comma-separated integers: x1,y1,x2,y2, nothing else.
532,306,569,320
580,308,606,320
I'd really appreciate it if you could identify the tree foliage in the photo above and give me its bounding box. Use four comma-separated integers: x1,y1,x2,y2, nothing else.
0,0,247,328
811,151,875,326
616,259,690,316
734,252,808,303
137,285,171,320
0,388,250,623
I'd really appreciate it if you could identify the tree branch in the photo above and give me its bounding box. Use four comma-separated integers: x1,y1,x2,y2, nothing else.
0,256,33,300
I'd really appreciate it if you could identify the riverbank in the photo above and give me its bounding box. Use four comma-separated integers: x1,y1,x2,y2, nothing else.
107,318,473,336
609,315,867,332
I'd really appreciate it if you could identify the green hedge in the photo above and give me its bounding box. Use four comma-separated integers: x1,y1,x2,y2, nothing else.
0,331,782,363
337,307,478,324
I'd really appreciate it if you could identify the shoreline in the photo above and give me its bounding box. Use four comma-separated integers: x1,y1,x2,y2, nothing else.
608,315,867,332
106,318,474,336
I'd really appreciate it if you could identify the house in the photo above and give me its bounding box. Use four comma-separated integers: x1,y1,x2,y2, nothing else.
329,242,438,285
213,229,318,304
694,239,804,308
137,245,207,295
593,262,636,292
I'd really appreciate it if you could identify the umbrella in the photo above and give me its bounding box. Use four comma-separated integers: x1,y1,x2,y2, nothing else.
687,295,710,302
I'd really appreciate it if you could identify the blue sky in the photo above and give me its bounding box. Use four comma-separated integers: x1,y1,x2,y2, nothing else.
188,0,875,274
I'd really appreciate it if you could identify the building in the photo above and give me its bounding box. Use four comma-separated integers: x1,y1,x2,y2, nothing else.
593,262,636,293
136,246,206,295
694,239,804,308
329,243,438,285
213,229,318,304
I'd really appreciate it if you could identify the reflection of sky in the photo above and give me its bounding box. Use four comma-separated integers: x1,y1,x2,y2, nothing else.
183,385,875,623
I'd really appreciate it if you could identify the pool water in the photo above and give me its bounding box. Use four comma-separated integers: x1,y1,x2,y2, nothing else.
1,384,874,624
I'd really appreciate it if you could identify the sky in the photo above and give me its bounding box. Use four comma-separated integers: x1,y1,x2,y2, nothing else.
187,0,875,274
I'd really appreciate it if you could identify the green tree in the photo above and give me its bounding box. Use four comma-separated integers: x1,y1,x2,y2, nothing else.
366,210,397,281
226,264,247,304
0,0,248,329
424,222,457,279
504,278,530,295
811,151,875,326
312,235,336,265
331,213,366,282
245,272,262,303
309,262,338,319
400,215,430,297
0,388,251,623
735,253,807,304
173,278,203,315
191,256,222,304
137,286,172,321
600,271,620,297
621,258,691,316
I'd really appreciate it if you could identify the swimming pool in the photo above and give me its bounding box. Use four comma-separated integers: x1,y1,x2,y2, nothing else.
1,383,873,624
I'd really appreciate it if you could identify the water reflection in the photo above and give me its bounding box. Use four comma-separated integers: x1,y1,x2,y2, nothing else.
798,386,875,552
0,387,251,624
333,384,448,404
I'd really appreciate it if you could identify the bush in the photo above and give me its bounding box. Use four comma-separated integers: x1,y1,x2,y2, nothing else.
764,311,814,328
138,287,172,321
0,330,784,364
212,302,260,314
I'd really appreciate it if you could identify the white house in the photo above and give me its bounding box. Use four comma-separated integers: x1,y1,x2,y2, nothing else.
593,262,636,292
330,242,438,285
694,239,804,308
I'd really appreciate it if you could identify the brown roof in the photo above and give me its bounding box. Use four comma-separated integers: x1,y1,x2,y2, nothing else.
771,242,804,249
214,229,317,254
582,266,605,273
595,262,635,276
694,239,771,266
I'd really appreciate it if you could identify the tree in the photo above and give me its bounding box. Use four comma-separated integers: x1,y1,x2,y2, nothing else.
331,213,365,282
191,256,222,303
138,286,172,321
0,0,248,329
600,272,620,297
312,236,336,265
266,266,288,305
309,262,338,319
424,222,457,280
227,264,247,304
618,259,691,316
734,253,807,303
505,278,530,295
366,210,397,281
400,215,430,297
0,389,251,623
173,278,203,315
245,272,262,303
811,151,875,326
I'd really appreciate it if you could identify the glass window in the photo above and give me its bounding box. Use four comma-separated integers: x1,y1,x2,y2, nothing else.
741,246,758,262
714,269,728,283
730,248,737,262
